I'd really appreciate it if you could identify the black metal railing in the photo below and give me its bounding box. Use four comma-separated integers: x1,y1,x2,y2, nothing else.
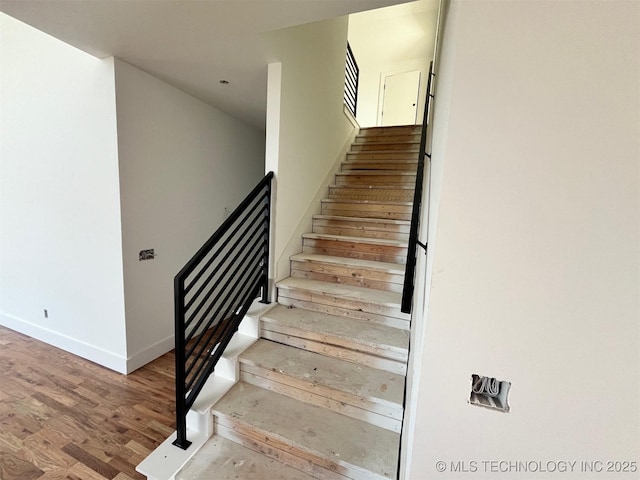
401,62,435,314
344,42,360,117
173,172,273,449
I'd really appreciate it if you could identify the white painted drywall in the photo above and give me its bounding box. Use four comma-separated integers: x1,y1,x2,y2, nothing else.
264,16,358,284
0,13,128,371
348,0,438,127
113,59,265,372
408,1,640,478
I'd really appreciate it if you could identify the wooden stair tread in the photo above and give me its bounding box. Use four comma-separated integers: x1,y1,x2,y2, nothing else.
176,435,316,480
354,134,421,143
312,215,410,241
302,232,406,247
347,154,419,160
345,158,418,161
336,170,416,176
291,252,404,274
329,184,414,190
352,141,419,147
322,198,412,206
240,339,404,407
313,214,410,226
349,148,420,153
359,126,421,134
213,382,400,480
277,278,404,311
261,304,409,355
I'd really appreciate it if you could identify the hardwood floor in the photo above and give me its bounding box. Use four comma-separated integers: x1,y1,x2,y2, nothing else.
0,326,176,480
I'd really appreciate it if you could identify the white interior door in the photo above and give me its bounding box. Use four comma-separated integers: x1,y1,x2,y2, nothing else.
380,70,421,126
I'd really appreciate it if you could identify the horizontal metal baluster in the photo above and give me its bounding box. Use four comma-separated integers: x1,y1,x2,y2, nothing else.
184,218,266,331
185,260,264,391
185,270,264,408
184,197,266,296
184,243,264,380
174,172,273,449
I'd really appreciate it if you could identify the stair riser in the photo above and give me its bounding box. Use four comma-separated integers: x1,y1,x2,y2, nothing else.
259,327,407,374
214,423,349,480
355,134,421,143
276,297,409,330
359,126,422,136
328,187,414,202
239,366,402,432
351,143,419,152
347,151,418,161
342,162,417,172
291,260,403,291
335,173,416,186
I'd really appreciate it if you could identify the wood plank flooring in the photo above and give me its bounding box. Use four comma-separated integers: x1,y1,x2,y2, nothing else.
0,326,176,480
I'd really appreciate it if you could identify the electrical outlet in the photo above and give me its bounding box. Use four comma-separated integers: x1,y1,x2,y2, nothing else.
469,374,511,412
139,249,155,261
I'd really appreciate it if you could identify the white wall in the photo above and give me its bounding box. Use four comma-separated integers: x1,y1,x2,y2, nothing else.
264,16,359,284
408,1,640,478
114,59,265,372
0,13,128,371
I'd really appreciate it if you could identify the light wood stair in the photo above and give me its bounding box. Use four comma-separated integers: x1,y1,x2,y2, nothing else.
335,171,416,185
341,159,418,171
350,142,419,152
260,304,409,374
212,382,400,480
302,232,408,263
177,124,419,480
346,151,419,161
353,133,421,143
238,339,405,432
312,215,410,241
290,252,405,292
328,185,414,202
321,199,412,221
177,435,318,480
357,125,422,136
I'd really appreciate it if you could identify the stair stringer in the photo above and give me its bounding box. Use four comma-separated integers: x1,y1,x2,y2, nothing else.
135,300,277,480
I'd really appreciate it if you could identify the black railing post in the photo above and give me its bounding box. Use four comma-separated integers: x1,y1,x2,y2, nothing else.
260,178,272,304
172,276,192,450
401,62,435,314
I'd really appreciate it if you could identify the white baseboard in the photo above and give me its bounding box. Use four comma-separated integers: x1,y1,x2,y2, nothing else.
126,335,175,373
0,311,128,373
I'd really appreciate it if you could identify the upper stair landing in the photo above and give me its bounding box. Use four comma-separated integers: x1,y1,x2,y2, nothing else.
358,125,422,137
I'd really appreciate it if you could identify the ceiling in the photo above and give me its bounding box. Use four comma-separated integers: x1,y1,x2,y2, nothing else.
349,0,438,65
0,0,415,130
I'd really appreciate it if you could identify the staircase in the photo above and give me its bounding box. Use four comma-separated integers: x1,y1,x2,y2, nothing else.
176,125,420,480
